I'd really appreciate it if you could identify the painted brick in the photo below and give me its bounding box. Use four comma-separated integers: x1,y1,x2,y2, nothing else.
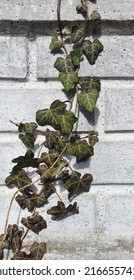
105,88,134,132
105,194,134,234
0,37,27,79
0,87,93,132
0,139,26,184
0,0,133,21
76,141,134,184
37,36,134,78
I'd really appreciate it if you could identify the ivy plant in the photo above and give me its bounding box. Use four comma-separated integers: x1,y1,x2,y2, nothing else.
0,0,103,260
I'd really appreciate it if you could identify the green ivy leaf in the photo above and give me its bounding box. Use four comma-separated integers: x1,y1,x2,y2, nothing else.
71,25,86,44
55,135,68,152
62,25,71,36
5,169,32,190
67,140,94,162
47,201,78,219
49,35,62,50
90,10,101,20
21,214,47,234
12,150,39,172
40,149,59,167
56,111,77,134
18,122,37,133
54,55,74,73
78,88,99,112
88,131,99,146
19,133,35,149
64,171,93,199
79,77,101,92
70,48,83,66
59,72,78,91
82,39,103,65
36,100,66,128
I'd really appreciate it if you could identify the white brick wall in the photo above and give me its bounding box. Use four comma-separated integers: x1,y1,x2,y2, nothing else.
0,0,134,259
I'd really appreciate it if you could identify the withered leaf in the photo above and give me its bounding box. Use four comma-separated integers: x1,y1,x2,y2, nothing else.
42,183,56,200
0,247,3,260
44,129,58,149
7,224,23,254
11,242,47,260
88,131,99,146
30,242,47,260
15,192,47,212
21,214,47,234
47,201,78,219
64,171,93,199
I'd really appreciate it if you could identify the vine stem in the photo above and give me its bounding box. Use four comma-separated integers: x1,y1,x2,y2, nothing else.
57,0,68,56
1,144,68,245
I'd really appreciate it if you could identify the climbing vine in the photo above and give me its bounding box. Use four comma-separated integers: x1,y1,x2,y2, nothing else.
0,0,103,260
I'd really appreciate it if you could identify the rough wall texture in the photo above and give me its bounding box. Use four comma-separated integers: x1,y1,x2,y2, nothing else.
0,0,134,259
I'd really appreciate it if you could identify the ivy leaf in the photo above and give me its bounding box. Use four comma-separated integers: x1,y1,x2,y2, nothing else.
88,131,99,146
90,10,101,20
18,122,37,133
64,171,93,199
12,150,39,172
82,39,103,65
0,247,3,260
36,99,66,128
47,201,78,219
76,3,87,14
62,25,71,36
59,72,78,91
44,129,58,149
19,133,35,149
54,55,74,73
49,35,62,50
51,161,68,177
11,242,46,260
78,88,99,112
79,77,101,92
5,169,32,191
70,48,83,66
15,192,47,212
56,111,77,134
21,214,47,234
42,183,56,200
67,140,94,162
55,135,68,152
71,25,86,44
40,149,59,167
7,224,23,254
30,242,47,260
